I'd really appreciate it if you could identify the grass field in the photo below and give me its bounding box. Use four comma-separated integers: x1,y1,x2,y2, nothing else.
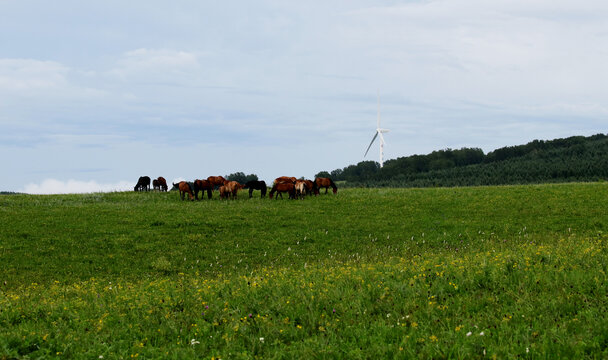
0,183,607,359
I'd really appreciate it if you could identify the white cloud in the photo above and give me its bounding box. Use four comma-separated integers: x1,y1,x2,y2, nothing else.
0,58,107,103
0,58,69,91
107,48,201,82
21,179,134,195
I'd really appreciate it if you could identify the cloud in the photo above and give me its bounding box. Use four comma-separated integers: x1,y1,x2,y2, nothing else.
21,179,134,195
0,58,107,99
0,58,69,92
107,48,201,82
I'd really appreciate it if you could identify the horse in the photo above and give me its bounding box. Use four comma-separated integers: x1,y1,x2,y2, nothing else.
303,179,318,196
295,180,307,199
152,179,160,191
157,177,168,191
193,179,213,200
244,180,267,198
218,185,230,200
315,177,337,194
207,176,228,189
134,176,151,191
173,181,194,201
269,182,296,199
273,176,296,185
224,181,245,199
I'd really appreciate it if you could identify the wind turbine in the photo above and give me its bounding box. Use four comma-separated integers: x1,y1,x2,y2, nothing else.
364,92,390,167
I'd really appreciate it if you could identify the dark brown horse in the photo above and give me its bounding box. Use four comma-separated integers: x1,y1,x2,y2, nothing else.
193,179,213,200
156,177,168,191
244,180,267,198
173,181,194,201
134,176,151,191
269,182,296,199
207,176,228,189
315,177,337,194
152,179,160,191
303,179,318,196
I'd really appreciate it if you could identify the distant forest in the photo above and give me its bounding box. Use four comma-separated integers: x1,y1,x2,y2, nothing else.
315,133,608,187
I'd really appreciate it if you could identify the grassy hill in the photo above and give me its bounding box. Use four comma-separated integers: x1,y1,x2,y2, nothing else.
1,185,607,358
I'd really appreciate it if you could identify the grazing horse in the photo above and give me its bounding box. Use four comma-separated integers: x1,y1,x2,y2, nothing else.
224,181,245,199
269,182,296,199
173,181,194,201
152,179,160,191
193,179,213,200
218,185,230,200
244,180,267,198
157,177,168,191
274,176,296,185
315,177,338,194
295,180,307,199
134,176,151,191
207,176,228,189
303,179,318,196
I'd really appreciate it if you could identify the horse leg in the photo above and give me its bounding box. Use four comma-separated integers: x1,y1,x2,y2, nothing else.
249,188,253,198
207,189,212,199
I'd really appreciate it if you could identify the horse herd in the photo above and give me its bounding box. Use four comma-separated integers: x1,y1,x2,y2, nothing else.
133,175,338,201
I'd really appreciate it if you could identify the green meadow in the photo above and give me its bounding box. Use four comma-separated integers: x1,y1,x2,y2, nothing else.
1,184,607,359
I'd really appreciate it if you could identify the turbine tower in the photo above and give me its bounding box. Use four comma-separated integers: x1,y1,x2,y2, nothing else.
364,92,390,167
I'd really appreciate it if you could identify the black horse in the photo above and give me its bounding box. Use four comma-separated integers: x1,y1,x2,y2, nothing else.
134,176,151,191
244,180,267,198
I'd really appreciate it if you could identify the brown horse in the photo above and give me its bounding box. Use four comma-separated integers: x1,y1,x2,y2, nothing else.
193,179,213,200
152,179,160,191
274,176,296,185
207,176,228,189
157,177,168,191
315,177,337,194
224,181,245,199
303,179,318,196
269,182,296,199
218,185,230,200
173,181,194,201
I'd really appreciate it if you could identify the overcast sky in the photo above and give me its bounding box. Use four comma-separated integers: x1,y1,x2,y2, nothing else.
1,0,607,193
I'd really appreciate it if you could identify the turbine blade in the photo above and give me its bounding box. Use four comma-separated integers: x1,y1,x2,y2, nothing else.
377,91,381,129
364,132,379,157
379,132,386,145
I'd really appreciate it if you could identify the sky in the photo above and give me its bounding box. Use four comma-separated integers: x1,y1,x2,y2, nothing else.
1,0,607,194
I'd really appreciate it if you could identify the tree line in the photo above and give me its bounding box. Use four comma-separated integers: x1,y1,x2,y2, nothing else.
315,133,608,187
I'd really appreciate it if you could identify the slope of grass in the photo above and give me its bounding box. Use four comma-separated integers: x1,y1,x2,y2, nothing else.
0,184,607,358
